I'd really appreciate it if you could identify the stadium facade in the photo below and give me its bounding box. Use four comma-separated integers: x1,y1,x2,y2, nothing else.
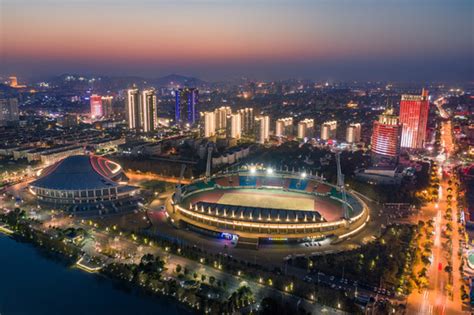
169,165,369,244
29,155,138,206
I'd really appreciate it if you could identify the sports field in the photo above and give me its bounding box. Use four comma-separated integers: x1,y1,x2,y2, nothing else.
216,189,314,210
186,188,344,221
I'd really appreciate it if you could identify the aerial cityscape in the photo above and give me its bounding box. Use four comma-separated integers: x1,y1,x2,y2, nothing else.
0,1,473,315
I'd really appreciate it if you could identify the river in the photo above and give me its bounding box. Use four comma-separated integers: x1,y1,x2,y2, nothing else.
0,235,190,315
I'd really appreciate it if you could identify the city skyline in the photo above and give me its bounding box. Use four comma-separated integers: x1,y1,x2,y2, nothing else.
1,0,473,82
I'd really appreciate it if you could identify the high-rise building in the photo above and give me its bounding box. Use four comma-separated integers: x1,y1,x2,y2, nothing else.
214,106,232,130
297,119,314,139
90,94,103,120
238,108,254,135
226,113,242,139
346,123,361,143
399,89,429,149
275,117,293,137
201,111,216,138
0,97,19,126
371,107,401,166
126,88,157,132
127,88,140,130
255,116,270,144
321,121,337,141
141,89,157,132
175,88,198,126
101,96,113,119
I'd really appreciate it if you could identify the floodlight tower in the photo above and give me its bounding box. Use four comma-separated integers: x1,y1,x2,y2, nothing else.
335,151,350,220
205,146,213,180
175,164,187,204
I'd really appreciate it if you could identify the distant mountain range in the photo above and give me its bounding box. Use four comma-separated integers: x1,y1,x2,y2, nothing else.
49,73,207,90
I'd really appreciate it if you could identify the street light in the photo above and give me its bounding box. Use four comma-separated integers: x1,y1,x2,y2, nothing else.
267,168,273,175
301,172,307,179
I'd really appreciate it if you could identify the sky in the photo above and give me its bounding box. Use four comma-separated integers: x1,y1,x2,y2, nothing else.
1,0,473,82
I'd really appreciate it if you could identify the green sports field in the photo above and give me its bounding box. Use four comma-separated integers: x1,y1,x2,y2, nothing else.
216,189,315,211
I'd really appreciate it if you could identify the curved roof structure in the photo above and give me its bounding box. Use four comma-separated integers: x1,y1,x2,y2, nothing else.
31,155,125,190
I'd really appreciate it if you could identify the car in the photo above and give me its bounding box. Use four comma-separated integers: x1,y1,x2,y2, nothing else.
330,276,335,281
304,276,313,283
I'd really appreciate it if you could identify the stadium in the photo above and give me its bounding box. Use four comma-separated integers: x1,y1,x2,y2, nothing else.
169,165,370,246
29,155,139,211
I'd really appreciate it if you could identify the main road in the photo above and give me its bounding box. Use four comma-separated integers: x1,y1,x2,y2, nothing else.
407,120,465,315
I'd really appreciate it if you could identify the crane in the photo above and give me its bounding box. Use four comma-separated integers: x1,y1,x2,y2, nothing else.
335,151,350,220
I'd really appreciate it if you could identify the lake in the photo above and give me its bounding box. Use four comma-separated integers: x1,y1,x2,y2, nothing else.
0,234,190,315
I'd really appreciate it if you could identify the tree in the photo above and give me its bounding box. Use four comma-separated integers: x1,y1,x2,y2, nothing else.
201,274,206,282
175,264,182,273
209,276,216,285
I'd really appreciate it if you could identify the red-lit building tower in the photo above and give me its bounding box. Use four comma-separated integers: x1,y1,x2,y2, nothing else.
371,107,401,166
399,89,429,149
90,94,103,120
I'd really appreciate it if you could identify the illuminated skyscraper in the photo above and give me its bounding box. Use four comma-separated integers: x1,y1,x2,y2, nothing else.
127,88,140,130
399,89,429,149
141,89,157,132
226,113,242,139
175,88,198,126
101,96,113,118
371,107,401,166
275,117,293,137
255,115,270,144
346,123,361,143
238,108,254,136
90,94,103,120
321,121,337,141
201,111,216,138
297,118,314,139
214,106,231,130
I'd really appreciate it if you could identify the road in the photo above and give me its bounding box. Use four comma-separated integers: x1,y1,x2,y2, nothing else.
407,120,465,315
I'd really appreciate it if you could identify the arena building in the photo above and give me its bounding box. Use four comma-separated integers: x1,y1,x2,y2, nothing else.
168,165,370,246
29,155,139,210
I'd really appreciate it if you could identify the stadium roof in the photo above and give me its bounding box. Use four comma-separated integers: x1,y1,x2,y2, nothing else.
31,155,125,190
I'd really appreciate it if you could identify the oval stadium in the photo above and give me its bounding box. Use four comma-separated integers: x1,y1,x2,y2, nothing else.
168,165,370,246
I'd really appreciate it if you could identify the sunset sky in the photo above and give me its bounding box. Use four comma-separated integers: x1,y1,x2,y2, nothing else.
1,0,472,81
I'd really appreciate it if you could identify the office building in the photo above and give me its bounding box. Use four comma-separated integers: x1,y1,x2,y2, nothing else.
101,96,113,118
0,97,19,126
297,119,314,139
255,116,270,144
90,94,103,120
275,117,293,137
175,88,198,126
371,107,401,166
399,89,429,149
346,123,361,143
321,121,337,141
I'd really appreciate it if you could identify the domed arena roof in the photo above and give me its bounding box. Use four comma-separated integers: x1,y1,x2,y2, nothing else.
31,155,127,190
